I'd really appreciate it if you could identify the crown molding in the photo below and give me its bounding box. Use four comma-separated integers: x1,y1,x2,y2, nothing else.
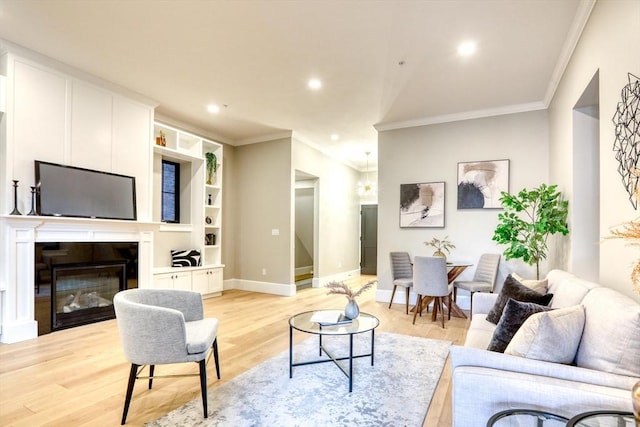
374,101,546,132
543,0,596,106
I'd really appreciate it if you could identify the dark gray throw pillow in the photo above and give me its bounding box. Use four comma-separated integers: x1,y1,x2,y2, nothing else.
487,298,553,353
486,274,554,324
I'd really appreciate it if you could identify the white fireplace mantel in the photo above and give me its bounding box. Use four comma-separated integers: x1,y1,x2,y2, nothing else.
0,215,158,343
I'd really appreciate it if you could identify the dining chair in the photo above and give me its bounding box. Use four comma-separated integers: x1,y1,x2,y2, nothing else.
389,252,414,314
113,288,220,424
453,253,501,318
412,256,451,328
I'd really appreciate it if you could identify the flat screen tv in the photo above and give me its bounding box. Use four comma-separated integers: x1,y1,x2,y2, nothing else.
35,160,137,220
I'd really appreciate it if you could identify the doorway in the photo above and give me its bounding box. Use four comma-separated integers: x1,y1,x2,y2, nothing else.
295,171,318,289
360,204,378,275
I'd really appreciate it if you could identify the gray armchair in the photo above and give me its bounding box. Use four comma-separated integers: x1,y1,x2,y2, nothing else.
113,288,220,424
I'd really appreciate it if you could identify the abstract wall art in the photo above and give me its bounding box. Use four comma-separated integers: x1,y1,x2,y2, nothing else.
399,181,445,228
457,159,509,209
612,73,640,209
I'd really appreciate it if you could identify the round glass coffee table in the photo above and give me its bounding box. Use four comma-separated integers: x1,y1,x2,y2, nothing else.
566,410,635,426
486,409,568,426
288,310,379,392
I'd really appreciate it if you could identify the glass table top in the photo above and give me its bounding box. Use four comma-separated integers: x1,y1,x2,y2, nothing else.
289,310,379,335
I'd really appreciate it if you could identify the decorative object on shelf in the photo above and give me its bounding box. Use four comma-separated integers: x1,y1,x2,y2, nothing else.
205,216,212,224
205,233,216,246
424,236,455,261
457,159,509,209
170,249,201,267
400,181,445,228
27,186,37,216
156,130,166,146
493,183,569,279
205,152,217,185
9,180,21,215
208,194,212,205
325,280,376,320
612,73,640,209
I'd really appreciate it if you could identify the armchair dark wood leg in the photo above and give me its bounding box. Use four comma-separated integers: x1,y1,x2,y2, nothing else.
412,295,422,324
121,363,138,425
148,365,155,389
212,338,220,379
388,285,398,309
405,287,410,314
199,359,208,418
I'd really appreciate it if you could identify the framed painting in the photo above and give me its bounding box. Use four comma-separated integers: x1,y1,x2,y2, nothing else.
457,159,509,209
399,181,445,228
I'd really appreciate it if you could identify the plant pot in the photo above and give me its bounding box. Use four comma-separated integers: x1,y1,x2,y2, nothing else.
433,250,446,262
344,300,359,320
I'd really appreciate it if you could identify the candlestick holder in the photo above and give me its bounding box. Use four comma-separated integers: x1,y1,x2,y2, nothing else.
9,180,21,215
27,186,38,216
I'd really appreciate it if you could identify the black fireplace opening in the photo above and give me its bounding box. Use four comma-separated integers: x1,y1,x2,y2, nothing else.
51,261,127,331
34,242,138,335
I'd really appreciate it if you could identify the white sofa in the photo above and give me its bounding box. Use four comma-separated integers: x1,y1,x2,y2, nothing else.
450,269,640,427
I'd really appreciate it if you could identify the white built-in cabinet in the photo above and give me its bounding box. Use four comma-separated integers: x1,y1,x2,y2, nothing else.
151,122,224,297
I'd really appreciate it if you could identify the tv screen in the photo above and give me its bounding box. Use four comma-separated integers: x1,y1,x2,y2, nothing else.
35,161,137,220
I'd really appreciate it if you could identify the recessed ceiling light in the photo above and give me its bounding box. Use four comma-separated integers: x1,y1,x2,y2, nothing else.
207,104,220,114
308,78,322,90
331,134,339,141
457,41,477,57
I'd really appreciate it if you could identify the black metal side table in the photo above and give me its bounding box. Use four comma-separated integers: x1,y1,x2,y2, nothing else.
487,409,569,427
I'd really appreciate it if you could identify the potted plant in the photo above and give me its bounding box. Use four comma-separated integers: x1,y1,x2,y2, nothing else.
425,236,456,260
325,280,376,319
492,183,569,279
205,152,217,185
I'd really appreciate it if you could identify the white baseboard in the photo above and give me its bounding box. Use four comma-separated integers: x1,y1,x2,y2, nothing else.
224,278,295,297
311,269,361,288
295,266,313,276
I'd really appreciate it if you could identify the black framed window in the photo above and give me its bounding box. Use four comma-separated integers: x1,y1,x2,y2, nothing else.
161,160,180,223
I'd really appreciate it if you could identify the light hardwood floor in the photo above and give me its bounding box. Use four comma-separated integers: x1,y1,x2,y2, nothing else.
0,275,469,426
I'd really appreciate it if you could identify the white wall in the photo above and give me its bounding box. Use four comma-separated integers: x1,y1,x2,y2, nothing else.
378,110,549,296
548,0,640,301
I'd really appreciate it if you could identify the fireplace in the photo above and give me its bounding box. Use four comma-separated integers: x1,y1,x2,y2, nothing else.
35,242,138,334
51,262,127,330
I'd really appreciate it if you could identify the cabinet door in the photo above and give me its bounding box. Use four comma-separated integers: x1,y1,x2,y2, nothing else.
172,271,192,291
153,272,174,289
191,269,209,294
207,268,223,294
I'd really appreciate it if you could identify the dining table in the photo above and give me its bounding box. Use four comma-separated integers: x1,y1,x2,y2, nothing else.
412,260,472,319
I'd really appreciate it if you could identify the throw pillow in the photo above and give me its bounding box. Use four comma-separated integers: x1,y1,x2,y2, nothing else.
487,298,552,353
512,272,548,294
486,274,554,324
171,249,201,267
505,305,585,364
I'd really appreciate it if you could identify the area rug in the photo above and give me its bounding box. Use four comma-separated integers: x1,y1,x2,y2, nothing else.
147,332,451,427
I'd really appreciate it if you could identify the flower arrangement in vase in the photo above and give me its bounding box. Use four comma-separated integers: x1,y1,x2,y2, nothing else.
325,280,376,319
425,236,455,261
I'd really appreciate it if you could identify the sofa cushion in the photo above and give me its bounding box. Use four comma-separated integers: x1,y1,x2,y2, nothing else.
505,304,585,364
487,299,552,353
576,287,640,376
486,275,554,324
546,271,600,308
512,272,548,293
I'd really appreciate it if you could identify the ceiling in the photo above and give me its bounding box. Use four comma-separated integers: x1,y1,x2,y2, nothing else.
0,0,592,170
